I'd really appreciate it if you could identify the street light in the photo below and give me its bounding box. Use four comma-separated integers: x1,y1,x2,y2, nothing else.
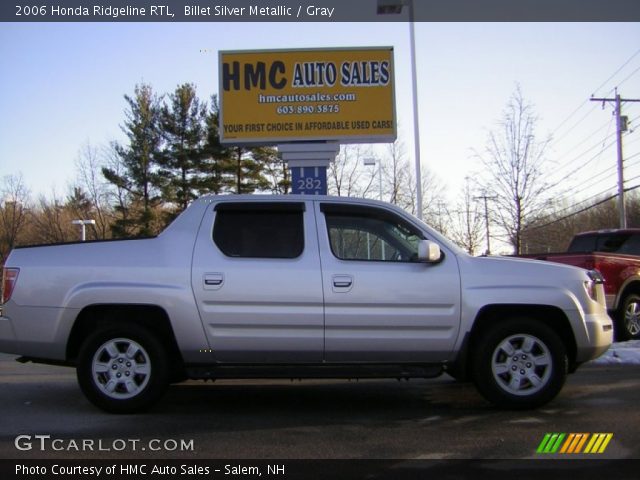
72,219,95,242
376,0,423,220
363,157,383,200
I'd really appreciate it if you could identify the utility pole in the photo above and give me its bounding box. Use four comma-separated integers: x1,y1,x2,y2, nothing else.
474,194,496,255
590,89,640,229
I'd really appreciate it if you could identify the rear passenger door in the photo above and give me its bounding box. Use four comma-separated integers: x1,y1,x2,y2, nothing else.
191,201,324,363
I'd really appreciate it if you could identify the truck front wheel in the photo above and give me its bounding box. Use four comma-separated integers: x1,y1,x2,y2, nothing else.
471,319,568,409
77,324,169,413
617,293,640,341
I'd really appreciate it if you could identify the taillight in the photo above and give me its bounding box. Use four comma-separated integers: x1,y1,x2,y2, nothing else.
1,268,19,304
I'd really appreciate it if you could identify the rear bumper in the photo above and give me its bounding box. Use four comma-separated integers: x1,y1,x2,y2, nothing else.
0,303,70,360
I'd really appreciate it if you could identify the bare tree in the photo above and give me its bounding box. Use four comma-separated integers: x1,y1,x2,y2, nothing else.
31,192,76,244
103,141,134,237
0,174,30,264
450,178,485,255
477,86,551,254
328,144,375,197
74,143,113,239
382,139,413,207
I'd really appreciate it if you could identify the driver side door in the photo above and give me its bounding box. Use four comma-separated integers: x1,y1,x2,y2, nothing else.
316,202,461,363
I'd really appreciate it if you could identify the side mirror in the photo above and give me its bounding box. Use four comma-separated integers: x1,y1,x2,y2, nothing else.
417,240,442,263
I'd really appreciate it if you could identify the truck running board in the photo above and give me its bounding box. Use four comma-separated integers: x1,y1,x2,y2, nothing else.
185,364,444,381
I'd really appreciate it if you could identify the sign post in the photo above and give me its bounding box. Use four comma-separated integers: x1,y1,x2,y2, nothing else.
278,142,339,195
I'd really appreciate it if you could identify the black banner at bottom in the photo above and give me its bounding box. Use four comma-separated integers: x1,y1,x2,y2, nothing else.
4,459,640,480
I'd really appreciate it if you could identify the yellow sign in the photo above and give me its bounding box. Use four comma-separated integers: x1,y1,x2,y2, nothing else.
219,47,396,144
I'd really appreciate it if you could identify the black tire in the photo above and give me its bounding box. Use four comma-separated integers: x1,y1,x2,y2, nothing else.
76,324,169,413
615,294,640,341
471,318,568,409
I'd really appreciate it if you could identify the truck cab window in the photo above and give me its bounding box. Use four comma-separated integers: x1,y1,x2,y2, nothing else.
213,203,304,259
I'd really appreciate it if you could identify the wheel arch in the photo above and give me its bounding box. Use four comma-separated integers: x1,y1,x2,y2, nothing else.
457,304,578,378
615,279,640,310
66,304,184,375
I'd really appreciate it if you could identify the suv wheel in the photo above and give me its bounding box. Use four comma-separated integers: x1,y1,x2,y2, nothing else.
471,319,567,409
77,324,169,413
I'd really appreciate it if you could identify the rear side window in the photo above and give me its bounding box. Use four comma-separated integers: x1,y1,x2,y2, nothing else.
616,234,640,255
213,203,304,259
596,233,638,255
568,235,597,252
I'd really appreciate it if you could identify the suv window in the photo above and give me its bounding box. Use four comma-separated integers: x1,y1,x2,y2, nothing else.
213,203,304,259
321,204,423,262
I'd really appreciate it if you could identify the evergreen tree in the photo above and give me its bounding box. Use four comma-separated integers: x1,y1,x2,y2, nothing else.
66,187,93,219
199,95,235,194
252,146,288,194
230,146,273,194
102,84,162,237
200,96,282,195
157,83,207,216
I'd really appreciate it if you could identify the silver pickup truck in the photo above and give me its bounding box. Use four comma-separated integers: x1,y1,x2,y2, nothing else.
0,195,613,412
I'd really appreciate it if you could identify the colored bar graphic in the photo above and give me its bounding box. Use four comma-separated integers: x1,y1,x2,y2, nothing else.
536,433,565,453
584,433,613,454
537,433,613,454
559,433,588,453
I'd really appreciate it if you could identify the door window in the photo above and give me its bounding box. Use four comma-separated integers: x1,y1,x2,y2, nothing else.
322,204,423,262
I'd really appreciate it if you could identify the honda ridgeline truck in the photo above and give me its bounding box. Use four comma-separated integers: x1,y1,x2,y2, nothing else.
0,195,613,412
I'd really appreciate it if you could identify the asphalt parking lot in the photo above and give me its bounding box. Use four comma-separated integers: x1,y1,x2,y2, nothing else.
0,353,638,461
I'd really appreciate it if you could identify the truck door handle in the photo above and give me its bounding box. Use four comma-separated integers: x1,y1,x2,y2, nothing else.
332,275,353,291
203,273,224,290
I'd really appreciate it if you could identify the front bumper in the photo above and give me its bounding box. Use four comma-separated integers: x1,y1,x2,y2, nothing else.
575,311,614,363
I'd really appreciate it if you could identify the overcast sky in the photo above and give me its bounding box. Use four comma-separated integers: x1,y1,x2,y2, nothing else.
1,22,639,213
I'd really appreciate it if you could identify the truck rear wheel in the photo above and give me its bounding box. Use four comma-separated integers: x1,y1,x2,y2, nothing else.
76,324,169,413
471,319,567,409
617,294,640,341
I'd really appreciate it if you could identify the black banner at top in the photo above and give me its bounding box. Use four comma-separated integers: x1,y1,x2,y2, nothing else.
1,0,640,22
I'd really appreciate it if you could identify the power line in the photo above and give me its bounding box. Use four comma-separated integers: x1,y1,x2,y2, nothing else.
527,194,617,231
551,186,618,217
590,90,640,227
548,48,640,148
525,184,640,232
544,116,639,213
550,103,600,149
530,154,640,233
547,113,639,186
546,123,616,183
564,168,618,196
545,137,617,192
592,48,640,97
549,117,613,166
614,63,640,90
